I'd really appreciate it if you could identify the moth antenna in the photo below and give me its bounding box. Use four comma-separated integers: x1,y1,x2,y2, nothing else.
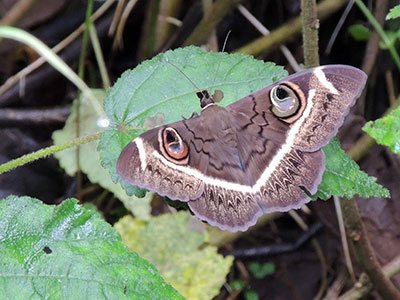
166,60,206,98
210,30,231,93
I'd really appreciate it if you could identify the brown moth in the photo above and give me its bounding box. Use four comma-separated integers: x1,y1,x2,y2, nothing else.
117,65,367,232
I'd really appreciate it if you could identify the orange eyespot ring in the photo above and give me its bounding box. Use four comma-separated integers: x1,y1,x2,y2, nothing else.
162,127,189,160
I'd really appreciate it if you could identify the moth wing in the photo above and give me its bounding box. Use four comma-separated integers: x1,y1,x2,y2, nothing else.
289,65,367,151
117,118,208,201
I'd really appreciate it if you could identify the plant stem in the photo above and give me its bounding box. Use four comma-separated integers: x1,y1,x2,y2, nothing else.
301,0,320,67
0,0,37,26
0,132,103,175
300,1,399,297
79,0,93,81
360,0,388,76
0,106,70,126
340,197,400,299
90,25,111,90
347,134,375,161
354,0,400,71
340,251,400,300
183,0,243,46
299,2,328,298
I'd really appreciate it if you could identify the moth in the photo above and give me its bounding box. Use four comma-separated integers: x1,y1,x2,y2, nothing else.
117,65,367,232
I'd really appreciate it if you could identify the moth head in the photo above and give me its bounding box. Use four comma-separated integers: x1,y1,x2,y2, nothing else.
159,127,189,164
270,82,305,123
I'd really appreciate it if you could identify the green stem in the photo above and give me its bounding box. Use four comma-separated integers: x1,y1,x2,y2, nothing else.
0,132,103,175
79,0,93,80
354,0,400,71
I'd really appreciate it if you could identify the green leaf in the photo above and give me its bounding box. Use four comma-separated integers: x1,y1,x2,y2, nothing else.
244,290,259,300
114,212,233,300
0,196,184,300
363,105,400,154
386,4,400,20
248,262,275,279
52,90,151,220
378,30,400,49
98,46,287,197
314,138,390,199
230,280,246,291
348,24,371,41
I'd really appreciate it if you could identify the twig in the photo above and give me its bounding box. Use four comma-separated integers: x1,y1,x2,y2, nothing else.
383,254,400,278
385,71,396,106
339,255,400,300
325,0,355,55
360,0,388,76
227,222,323,258
355,0,400,71
237,4,300,71
108,0,126,37
90,25,111,89
347,134,375,162
340,196,400,299
0,0,37,26
354,0,388,115
0,106,70,126
333,196,355,282
235,0,348,57
323,267,348,300
338,273,371,300
113,0,139,50
301,0,319,67
183,0,243,46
